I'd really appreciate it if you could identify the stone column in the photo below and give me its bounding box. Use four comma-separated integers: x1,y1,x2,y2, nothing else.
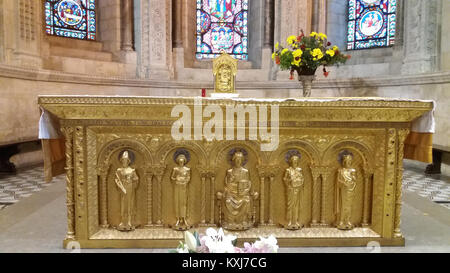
118,0,137,65
274,0,313,43
263,0,274,48
311,0,326,33
402,0,440,74
273,0,313,79
172,0,183,48
441,0,450,71
121,0,134,51
137,0,173,79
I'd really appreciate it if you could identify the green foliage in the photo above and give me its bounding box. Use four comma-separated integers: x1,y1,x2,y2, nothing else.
273,31,350,77
279,51,293,71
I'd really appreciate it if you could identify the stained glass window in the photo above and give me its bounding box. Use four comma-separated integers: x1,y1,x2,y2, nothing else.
45,0,96,40
347,0,397,50
196,0,249,60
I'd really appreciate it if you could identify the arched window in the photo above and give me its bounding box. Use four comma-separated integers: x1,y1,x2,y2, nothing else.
196,0,248,60
347,0,397,50
45,0,96,40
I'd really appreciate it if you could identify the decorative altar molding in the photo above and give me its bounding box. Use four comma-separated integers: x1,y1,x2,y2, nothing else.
38,96,433,111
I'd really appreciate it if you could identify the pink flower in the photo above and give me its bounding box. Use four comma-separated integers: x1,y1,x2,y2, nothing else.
234,247,244,253
196,236,210,253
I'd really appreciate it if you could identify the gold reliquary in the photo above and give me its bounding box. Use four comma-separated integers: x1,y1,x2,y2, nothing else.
38,96,433,248
211,52,239,98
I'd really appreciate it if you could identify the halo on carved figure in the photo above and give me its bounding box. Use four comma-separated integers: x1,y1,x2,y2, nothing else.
338,150,354,164
227,147,248,166
118,150,135,165
285,149,302,163
173,149,191,164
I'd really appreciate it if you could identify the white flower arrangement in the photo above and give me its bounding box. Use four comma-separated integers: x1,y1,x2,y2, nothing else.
172,228,279,254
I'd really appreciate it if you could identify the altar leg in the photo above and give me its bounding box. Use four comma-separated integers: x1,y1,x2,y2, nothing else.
394,129,409,237
61,127,75,240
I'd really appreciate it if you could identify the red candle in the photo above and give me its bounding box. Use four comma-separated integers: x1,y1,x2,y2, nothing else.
201,88,206,97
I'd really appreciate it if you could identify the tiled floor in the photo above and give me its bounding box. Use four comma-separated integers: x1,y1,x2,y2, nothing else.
1,164,449,210
403,169,450,210
0,166,63,209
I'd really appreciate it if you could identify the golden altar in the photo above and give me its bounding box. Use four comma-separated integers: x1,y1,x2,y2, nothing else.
38,96,433,248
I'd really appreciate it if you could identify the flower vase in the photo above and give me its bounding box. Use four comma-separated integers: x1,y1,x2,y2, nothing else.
298,75,316,97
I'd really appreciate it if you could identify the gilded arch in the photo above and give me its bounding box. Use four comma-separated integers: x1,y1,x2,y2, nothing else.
270,140,321,165
97,139,154,174
156,140,208,167
322,140,374,168
209,140,265,167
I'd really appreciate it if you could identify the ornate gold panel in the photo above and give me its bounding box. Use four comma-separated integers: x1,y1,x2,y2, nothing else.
38,96,433,248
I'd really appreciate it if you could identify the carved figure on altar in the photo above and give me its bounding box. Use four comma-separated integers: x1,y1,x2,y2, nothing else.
335,151,357,230
283,151,304,230
217,150,258,230
170,151,192,230
115,151,139,231
213,52,237,94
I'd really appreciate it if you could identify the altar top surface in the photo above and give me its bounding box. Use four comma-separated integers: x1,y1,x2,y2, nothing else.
38,95,433,124
38,95,433,107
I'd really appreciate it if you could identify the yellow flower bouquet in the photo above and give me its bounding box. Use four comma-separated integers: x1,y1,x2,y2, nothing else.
272,30,351,79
